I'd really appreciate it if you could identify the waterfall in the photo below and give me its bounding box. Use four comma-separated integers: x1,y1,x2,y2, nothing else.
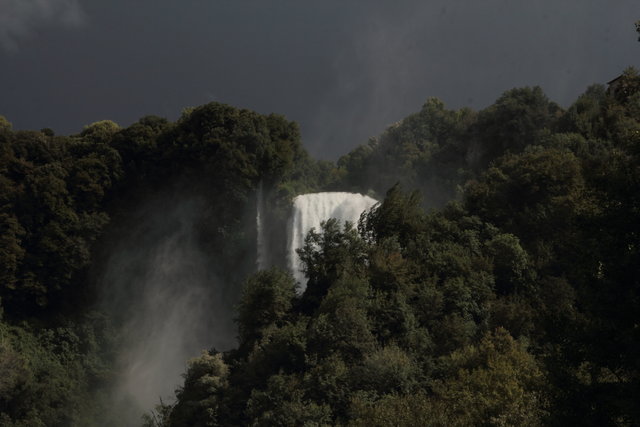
287,192,377,291
256,181,267,270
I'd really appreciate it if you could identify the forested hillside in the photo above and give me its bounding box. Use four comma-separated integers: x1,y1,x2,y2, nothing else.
0,104,320,426
164,69,640,426
2,68,640,426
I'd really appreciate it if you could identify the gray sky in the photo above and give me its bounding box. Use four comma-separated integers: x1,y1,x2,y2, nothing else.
0,0,638,159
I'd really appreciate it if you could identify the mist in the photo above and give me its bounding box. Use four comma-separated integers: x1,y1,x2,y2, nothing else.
97,194,238,426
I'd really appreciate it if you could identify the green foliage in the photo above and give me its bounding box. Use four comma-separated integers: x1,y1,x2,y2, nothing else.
485,233,532,295
166,76,640,425
168,185,526,424
308,287,375,362
351,345,418,395
337,97,476,207
432,328,548,425
0,116,12,132
350,392,446,426
163,103,302,190
168,351,229,427
474,86,561,165
80,120,121,144
3,72,640,425
559,84,606,138
348,330,547,427
609,67,640,106
336,87,564,208
0,102,309,424
0,214,25,290
237,268,296,348
0,127,122,315
107,115,169,189
359,184,423,246
298,219,369,308
465,147,586,266
246,374,332,426
0,314,115,426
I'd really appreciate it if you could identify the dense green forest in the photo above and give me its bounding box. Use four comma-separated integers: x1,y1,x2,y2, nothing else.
1,67,640,426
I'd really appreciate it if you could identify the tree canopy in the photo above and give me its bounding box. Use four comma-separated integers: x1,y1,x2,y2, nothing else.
2,68,640,425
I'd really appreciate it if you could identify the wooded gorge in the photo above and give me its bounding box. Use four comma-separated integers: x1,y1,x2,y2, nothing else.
2,68,640,426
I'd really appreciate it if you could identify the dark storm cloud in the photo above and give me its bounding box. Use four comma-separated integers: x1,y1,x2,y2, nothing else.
0,1,638,159
308,1,639,158
0,0,85,51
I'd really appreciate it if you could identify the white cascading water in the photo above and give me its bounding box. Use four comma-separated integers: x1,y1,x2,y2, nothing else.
256,181,267,270
287,192,377,291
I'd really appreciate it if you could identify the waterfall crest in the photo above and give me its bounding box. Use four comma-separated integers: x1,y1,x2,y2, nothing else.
287,192,377,291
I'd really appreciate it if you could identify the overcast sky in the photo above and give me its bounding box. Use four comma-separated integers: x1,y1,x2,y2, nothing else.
0,1,638,159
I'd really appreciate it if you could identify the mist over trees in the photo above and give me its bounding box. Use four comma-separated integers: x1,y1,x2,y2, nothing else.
1,67,640,425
